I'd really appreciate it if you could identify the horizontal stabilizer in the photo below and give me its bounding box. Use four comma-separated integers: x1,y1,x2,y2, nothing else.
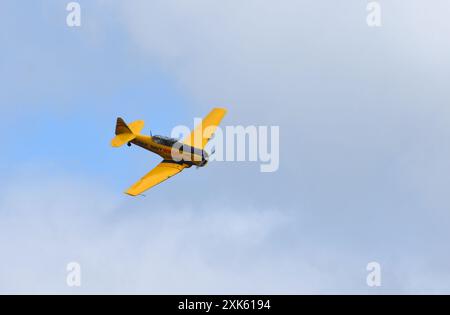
128,120,145,135
111,133,136,147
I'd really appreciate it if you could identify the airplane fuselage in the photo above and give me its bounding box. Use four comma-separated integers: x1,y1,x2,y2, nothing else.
130,135,208,167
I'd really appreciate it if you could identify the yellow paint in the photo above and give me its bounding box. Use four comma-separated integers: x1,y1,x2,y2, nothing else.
111,108,227,196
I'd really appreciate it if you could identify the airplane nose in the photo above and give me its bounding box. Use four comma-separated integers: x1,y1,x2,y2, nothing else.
200,152,209,167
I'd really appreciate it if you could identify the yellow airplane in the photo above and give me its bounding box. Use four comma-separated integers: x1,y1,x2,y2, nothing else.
111,108,227,196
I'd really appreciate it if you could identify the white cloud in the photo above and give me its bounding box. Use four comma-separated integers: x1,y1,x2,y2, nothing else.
110,0,450,293
116,1,450,121
1,166,449,293
0,168,318,294
2,0,450,293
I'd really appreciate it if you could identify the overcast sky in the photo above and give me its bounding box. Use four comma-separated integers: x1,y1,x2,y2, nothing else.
1,0,450,294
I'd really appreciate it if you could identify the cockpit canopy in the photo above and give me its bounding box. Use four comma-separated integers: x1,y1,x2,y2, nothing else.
152,135,207,162
152,135,179,147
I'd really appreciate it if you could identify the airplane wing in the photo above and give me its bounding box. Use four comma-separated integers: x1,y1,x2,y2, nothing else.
182,107,227,149
125,161,187,196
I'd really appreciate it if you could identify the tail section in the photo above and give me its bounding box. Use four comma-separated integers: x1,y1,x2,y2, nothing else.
111,117,145,147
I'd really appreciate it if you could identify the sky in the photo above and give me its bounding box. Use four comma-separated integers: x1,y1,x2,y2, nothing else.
1,0,450,294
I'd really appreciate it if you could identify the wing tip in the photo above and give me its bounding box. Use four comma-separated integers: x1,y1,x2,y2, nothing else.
124,190,138,197
213,107,227,114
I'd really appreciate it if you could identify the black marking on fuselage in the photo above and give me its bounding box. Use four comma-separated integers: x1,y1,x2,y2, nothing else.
132,137,208,167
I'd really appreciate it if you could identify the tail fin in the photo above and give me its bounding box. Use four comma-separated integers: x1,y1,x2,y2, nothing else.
111,117,145,147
